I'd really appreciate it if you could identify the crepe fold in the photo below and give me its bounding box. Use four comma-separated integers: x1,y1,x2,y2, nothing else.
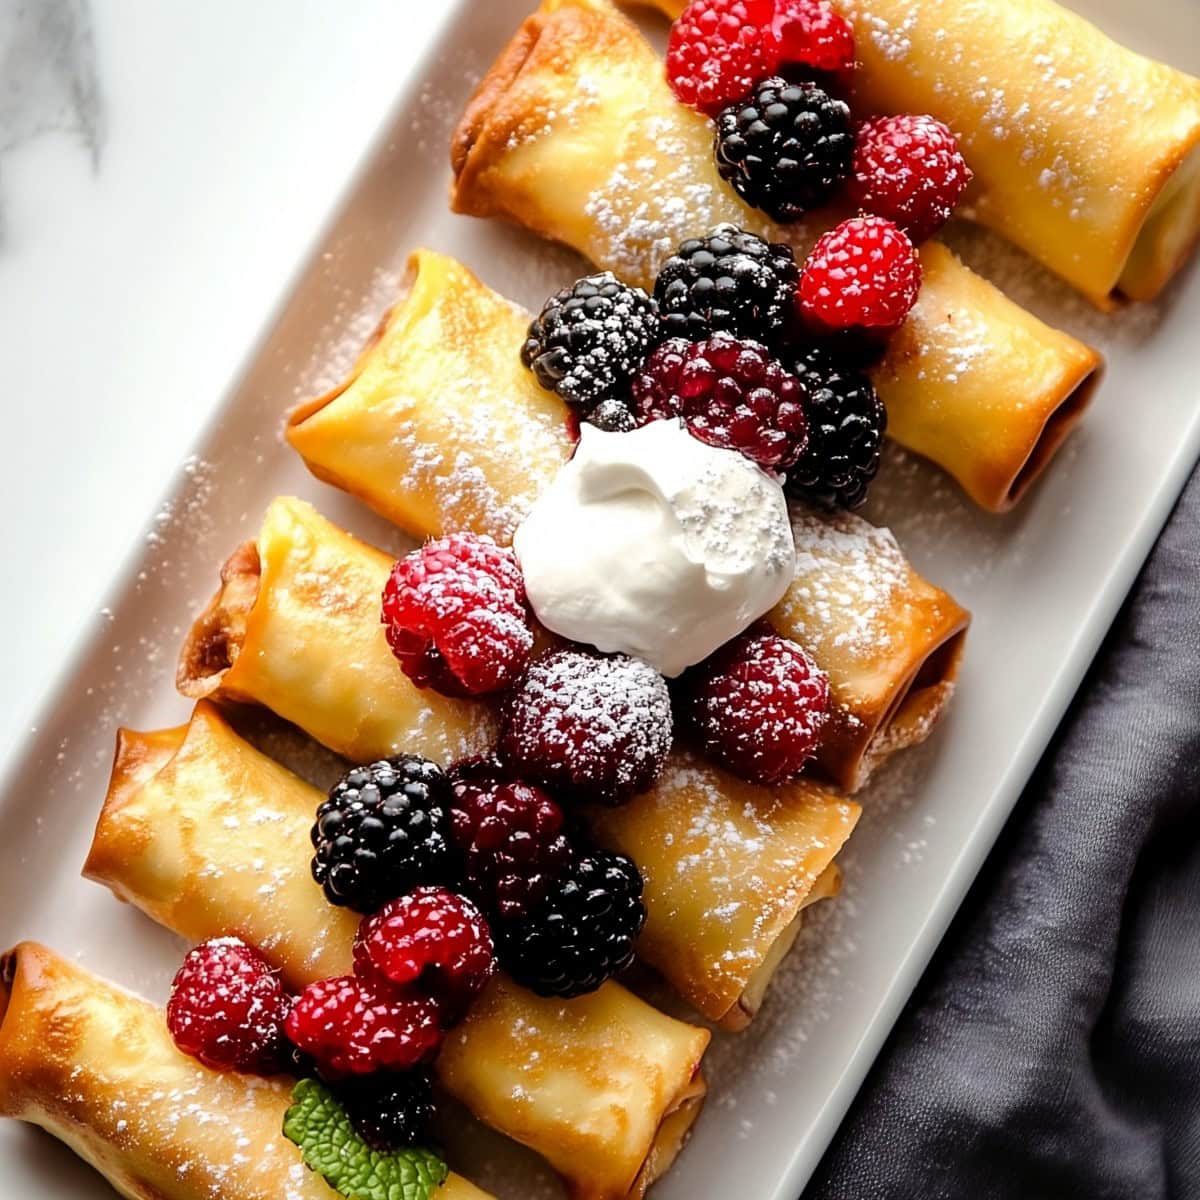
175,499,861,1025
0,942,491,1200
288,249,969,795
449,0,1101,512
83,701,709,1200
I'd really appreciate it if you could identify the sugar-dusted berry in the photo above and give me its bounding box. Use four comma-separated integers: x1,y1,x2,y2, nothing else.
166,937,292,1075
666,0,781,117
847,114,972,243
449,759,574,921
381,532,533,697
676,624,830,783
633,331,808,471
499,649,673,807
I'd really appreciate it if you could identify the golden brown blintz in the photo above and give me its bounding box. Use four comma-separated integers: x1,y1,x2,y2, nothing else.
636,0,1200,304
84,702,710,1200
289,249,969,794
0,942,491,1200
175,502,860,1023
449,0,1101,512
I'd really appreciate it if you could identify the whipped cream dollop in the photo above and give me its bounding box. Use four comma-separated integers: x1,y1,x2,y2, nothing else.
513,420,796,677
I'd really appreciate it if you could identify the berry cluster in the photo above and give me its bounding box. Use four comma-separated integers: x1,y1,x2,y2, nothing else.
511,7,967,513
667,0,971,249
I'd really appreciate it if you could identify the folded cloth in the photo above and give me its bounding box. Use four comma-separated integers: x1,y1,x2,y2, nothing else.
806,466,1200,1200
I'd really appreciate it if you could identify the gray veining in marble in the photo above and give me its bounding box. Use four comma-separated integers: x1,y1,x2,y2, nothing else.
0,0,103,237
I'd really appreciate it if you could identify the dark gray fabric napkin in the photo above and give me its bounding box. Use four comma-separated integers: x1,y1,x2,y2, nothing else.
806,468,1200,1200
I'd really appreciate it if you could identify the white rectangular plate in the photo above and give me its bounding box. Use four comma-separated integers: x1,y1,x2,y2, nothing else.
2,1,1199,1197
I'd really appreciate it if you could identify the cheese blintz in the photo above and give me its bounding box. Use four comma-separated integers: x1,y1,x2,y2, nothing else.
0,942,492,1200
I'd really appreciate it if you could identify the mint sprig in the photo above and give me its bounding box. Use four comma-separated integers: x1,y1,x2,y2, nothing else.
283,1078,448,1200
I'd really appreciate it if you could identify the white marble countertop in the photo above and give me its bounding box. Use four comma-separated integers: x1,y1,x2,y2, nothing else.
0,0,453,769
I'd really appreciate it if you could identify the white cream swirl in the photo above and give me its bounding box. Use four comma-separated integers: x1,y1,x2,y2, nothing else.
513,420,795,677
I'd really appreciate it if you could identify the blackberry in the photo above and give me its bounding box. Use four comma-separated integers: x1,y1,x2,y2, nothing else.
311,756,455,913
496,851,646,999
785,346,887,509
715,77,854,222
336,1069,436,1151
653,224,799,344
585,397,639,433
521,272,660,411
449,759,574,921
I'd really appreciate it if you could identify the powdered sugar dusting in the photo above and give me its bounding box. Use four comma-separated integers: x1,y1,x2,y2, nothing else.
780,506,908,662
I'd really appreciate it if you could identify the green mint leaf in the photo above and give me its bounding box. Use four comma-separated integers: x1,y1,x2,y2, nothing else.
283,1078,449,1200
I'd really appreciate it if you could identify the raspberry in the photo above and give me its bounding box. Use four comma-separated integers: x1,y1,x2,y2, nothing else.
353,887,494,1018
773,0,856,75
797,215,922,335
496,851,646,999
499,649,673,807
311,756,455,914
449,759,574,920
653,224,799,345
786,344,887,509
166,937,292,1075
847,114,972,243
285,974,443,1077
633,332,808,471
666,0,781,117
676,625,831,784
336,1069,436,1151
715,78,854,222
521,273,660,413
381,532,533,697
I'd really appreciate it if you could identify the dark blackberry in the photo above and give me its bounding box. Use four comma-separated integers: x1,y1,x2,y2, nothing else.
521,272,660,410
715,77,854,222
653,224,799,344
585,397,639,433
448,759,575,921
785,346,887,509
335,1069,436,1151
496,851,646,999
311,756,455,913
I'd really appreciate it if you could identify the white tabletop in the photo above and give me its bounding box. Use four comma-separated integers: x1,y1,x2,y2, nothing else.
0,0,451,770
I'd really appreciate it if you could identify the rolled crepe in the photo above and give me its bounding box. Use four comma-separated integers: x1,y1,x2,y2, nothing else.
449,0,1102,512
0,942,490,1200
289,249,969,793
84,701,709,1200
637,0,1200,304
176,494,496,766
176,504,861,1022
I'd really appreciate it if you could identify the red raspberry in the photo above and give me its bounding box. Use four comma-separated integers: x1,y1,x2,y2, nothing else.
847,114,972,243
773,0,855,75
353,887,494,1018
449,759,574,920
500,649,673,807
633,333,808,471
797,215,922,335
381,532,534,697
666,0,781,117
677,625,830,784
166,937,292,1075
285,974,443,1077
